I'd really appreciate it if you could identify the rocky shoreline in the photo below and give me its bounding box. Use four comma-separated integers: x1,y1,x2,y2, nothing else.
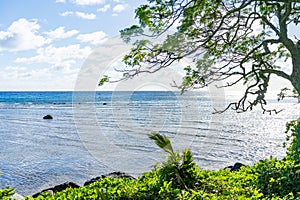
12,163,245,199
31,172,135,198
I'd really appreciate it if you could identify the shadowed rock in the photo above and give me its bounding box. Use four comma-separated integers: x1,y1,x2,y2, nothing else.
84,171,135,186
224,162,246,172
43,115,53,120
32,182,80,198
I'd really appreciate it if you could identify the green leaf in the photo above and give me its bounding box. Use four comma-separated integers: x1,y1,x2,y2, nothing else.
148,131,174,155
99,76,109,86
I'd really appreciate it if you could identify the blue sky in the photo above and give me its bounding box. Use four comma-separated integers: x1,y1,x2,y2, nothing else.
0,0,298,93
0,0,146,91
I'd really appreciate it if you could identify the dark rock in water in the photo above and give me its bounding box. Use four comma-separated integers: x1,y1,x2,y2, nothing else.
84,171,135,186
32,182,80,198
103,102,107,105
224,162,246,172
43,115,53,120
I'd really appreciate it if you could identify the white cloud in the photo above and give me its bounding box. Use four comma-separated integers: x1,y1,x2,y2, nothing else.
15,44,92,68
4,66,26,71
0,64,80,91
60,11,74,17
77,31,107,45
112,4,128,13
0,65,31,80
0,18,50,52
71,0,105,6
75,11,96,19
60,11,96,20
97,4,111,12
44,26,79,40
55,0,66,3
0,31,11,40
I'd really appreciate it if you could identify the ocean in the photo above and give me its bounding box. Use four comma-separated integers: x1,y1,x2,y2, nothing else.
0,91,299,196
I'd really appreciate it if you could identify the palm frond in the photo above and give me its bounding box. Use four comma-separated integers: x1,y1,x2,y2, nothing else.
148,132,174,155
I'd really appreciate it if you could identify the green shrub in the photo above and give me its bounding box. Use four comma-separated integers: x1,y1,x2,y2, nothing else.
254,157,299,198
285,119,300,163
254,118,300,198
0,187,16,200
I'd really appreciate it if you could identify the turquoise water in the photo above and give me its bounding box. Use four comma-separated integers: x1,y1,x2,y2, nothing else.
0,91,299,196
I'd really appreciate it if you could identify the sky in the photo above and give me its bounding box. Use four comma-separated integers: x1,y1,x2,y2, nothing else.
0,0,147,91
0,1,298,93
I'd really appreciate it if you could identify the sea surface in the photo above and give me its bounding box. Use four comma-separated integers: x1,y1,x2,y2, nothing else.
0,91,299,196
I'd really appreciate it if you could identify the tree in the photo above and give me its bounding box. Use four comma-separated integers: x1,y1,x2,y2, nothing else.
116,0,300,114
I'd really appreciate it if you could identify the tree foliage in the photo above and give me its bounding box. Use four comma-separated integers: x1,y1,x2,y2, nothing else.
119,0,300,113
